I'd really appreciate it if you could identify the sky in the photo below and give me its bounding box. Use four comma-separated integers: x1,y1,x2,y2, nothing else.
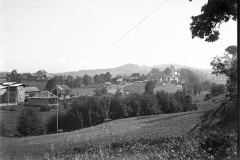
0,0,237,73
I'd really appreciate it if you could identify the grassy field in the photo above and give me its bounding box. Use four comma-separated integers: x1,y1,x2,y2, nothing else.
123,83,145,93
0,94,226,159
24,81,47,90
71,88,95,95
123,82,181,94
154,83,181,93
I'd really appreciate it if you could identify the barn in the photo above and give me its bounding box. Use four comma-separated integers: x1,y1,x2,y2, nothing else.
29,91,58,106
0,82,25,106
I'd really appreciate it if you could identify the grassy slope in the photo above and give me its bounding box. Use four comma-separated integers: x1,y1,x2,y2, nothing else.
0,94,225,159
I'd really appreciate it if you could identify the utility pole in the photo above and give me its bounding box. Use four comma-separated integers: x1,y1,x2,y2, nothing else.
8,77,10,105
56,84,59,133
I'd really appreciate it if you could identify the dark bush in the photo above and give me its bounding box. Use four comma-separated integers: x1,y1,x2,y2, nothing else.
40,105,51,112
16,107,45,136
9,108,16,111
0,120,9,137
211,83,226,96
204,94,212,101
46,111,80,133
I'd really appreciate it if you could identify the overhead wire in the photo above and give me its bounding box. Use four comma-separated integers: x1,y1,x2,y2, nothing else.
79,0,169,71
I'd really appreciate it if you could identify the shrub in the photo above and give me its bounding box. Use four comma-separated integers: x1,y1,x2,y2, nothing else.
9,107,16,111
40,105,51,112
0,120,9,137
16,107,45,136
46,111,80,133
204,94,212,101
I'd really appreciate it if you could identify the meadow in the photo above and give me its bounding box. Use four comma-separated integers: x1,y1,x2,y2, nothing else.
24,81,47,90
123,82,181,93
0,94,230,159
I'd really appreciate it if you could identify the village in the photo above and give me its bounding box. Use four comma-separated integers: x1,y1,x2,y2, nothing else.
0,64,185,107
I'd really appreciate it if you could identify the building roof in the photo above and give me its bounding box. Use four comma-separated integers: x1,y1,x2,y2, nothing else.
25,87,40,93
0,85,7,90
2,82,17,86
30,91,57,99
57,85,71,91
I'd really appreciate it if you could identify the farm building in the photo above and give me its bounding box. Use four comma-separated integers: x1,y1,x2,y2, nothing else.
25,87,40,96
0,82,25,105
52,85,72,100
29,91,58,106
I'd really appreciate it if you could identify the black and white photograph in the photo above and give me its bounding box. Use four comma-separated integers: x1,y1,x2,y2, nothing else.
0,0,238,159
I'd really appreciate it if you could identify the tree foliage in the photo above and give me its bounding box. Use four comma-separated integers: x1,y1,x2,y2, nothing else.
6,70,22,83
210,45,237,101
144,81,155,95
190,0,237,42
83,74,92,86
16,107,45,136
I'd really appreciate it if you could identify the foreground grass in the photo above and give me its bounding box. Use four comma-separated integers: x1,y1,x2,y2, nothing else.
1,94,236,160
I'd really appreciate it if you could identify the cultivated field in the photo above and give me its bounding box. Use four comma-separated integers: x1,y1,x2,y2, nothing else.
0,94,226,159
24,81,47,90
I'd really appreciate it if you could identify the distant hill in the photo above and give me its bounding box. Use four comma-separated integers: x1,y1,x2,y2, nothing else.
53,63,152,77
1,63,213,79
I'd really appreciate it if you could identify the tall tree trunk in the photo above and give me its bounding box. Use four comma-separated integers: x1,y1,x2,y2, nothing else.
88,110,92,127
76,109,83,128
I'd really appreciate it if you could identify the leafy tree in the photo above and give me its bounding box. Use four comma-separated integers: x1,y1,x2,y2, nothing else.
36,70,47,80
164,67,171,76
83,74,92,86
144,81,155,95
197,83,203,94
65,75,74,88
202,80,212,91
93,74,99,84
190,0,237,42
211,46,237,101
45,79,55,91
94,87,108,96
193,84,198,95
189,76,200,84
46,111,80,133
104,72,112,82
16,107,45,136
6,70,22,83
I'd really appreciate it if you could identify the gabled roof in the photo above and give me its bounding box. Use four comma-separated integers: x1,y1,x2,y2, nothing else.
0,86,7,90
57,85,71,91
2,82,17,86
25,87,40,93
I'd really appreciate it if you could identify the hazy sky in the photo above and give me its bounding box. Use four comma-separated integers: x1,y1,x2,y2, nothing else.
0,0,237,73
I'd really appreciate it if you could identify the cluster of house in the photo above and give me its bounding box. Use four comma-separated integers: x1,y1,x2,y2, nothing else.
111,65,181,86
0,82,71,107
